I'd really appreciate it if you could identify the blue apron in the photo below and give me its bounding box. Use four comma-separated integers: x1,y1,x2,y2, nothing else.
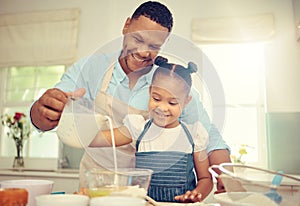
135,120,196,202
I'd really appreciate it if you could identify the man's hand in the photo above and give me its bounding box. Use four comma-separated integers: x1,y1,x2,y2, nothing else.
30,88,86,131
214,177,226,194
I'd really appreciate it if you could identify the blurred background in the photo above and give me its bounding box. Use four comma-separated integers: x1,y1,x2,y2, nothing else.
0,0,299,175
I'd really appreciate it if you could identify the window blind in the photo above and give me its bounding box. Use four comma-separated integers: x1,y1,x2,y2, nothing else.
192,13,274,44
0,8,80,67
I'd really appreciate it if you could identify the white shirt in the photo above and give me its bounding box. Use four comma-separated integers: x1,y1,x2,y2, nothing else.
123,114,208,153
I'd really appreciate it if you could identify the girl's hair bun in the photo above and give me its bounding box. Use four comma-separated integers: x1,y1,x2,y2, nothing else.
154,56,168,66
187,62,198,73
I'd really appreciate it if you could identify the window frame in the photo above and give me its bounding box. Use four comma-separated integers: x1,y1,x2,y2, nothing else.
198,43,267,168
0,65,67,169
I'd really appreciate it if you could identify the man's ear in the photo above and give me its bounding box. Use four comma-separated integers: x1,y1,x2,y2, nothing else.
122,17,131,35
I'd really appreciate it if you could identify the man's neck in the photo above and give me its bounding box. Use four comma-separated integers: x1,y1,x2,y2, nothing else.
127,66,152,90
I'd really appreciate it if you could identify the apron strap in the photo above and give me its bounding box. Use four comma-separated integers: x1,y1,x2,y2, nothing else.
136,119,153,151
100,62,115,92
180,122,195,153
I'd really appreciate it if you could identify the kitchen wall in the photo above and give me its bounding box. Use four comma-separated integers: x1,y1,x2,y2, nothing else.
1,0,299,171
1,0,299,111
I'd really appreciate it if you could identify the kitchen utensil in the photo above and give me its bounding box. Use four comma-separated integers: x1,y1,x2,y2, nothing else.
264,171,283,204
145,195,160,206
209,163,300,206
57,97,107,148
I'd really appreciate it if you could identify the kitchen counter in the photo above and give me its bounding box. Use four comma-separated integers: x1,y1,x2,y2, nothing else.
0,168,80,193
0,168,79,178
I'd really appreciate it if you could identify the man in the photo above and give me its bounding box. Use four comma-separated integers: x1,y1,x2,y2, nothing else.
30,1,230,195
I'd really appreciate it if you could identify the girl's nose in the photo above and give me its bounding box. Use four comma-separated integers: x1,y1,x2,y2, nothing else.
157,103,168,112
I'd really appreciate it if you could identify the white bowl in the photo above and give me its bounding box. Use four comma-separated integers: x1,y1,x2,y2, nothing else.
90,196,146,206
0,179,53,206
35,194,89,206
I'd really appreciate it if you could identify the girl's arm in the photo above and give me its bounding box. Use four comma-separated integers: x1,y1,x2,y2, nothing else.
89,126,132,147
174,151,213,203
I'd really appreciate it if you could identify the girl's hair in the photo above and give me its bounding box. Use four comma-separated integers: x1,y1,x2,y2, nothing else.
153,56,198,94
131,1,173,32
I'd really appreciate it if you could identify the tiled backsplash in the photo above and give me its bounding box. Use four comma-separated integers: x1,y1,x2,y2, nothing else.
266,112,300,175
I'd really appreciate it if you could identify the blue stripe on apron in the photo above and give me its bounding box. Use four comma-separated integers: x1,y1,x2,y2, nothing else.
135,119,196,202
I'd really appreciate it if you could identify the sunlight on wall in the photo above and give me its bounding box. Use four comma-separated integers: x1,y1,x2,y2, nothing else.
200,43,267,167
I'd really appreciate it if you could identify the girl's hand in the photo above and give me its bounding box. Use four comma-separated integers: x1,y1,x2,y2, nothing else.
174,190,202,203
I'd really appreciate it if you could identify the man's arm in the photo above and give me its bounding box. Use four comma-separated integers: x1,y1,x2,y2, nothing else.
208,149,231,193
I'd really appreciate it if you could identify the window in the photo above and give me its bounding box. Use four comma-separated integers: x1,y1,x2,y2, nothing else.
0,65,66,158
199,43,267,167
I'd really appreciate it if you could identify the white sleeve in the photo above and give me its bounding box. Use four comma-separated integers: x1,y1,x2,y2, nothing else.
192,121,209,152
123,114,146,140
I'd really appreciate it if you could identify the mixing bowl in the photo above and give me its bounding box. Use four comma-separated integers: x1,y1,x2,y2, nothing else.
85,168,153,198
36,194,89,206
209,163,300,206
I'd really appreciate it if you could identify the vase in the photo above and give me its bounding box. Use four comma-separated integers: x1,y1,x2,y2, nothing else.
13,142,24,168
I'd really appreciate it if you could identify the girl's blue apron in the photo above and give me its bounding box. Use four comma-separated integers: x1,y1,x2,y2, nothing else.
135,120,196,202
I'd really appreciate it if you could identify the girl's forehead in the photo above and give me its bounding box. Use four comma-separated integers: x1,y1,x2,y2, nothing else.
151,77,188,97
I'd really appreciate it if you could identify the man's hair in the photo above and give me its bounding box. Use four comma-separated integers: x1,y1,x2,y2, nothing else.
131,1,173,32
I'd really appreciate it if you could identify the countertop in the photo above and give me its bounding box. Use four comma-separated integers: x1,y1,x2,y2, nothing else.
0,168,79,178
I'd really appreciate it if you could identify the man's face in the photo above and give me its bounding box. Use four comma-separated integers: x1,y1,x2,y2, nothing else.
120,16,169,74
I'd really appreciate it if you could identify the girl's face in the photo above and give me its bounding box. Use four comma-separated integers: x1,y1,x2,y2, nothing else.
148,76,191,128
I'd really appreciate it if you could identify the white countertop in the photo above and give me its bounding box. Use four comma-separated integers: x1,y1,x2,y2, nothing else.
0,168,79,178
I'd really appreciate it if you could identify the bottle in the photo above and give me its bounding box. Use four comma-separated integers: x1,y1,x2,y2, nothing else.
0,188,28,206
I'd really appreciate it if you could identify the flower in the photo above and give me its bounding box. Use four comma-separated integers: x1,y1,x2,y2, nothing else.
14,112,25,122
1,112,31,157
230,144,250,164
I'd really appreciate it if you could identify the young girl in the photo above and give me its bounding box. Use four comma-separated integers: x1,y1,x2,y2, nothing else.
90,56,213,203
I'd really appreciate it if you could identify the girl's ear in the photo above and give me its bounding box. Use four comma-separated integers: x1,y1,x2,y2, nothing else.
122,17,131,35
184,95,192,108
